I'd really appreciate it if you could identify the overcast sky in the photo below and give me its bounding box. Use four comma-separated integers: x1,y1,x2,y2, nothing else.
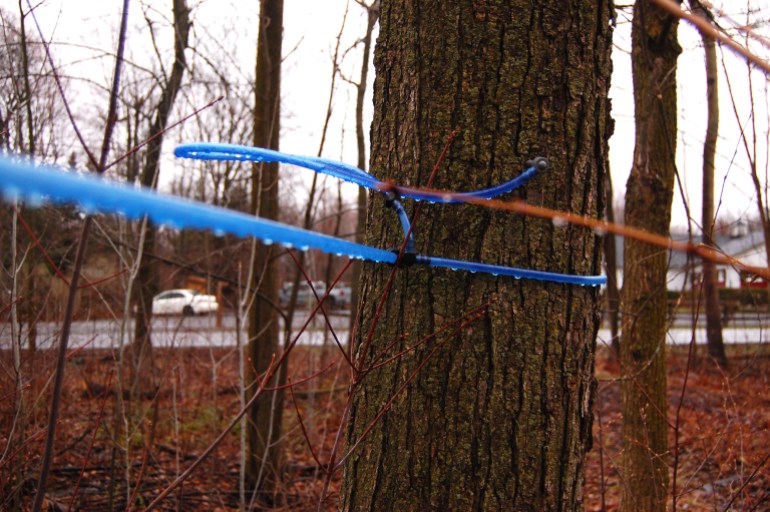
610,3,770,230
21,0,770,230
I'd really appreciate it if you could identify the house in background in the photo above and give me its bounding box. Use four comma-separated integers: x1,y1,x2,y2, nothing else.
610,222,768,292
666,223,768,291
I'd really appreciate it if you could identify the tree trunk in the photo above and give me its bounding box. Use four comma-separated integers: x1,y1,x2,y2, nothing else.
245,0,284,499
132,0,191,378
340,1,613,510
697,4,727,368
620,2,680,511
350,0,379,335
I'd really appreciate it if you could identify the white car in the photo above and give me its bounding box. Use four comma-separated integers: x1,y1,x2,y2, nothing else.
152,289,219,316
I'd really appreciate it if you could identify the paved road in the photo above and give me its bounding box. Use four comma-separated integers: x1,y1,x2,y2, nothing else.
597,311,770,346
3,310,769,351
597,326,770,346
0,311,353,350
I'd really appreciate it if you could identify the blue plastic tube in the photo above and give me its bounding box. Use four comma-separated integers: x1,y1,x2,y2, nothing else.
174,142,546,203
0,152,606,286
0,155,397,264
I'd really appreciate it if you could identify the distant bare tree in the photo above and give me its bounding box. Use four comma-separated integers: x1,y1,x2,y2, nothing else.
348,0,379,332
693,1,727,368
246,0,284,501
131,0,191,385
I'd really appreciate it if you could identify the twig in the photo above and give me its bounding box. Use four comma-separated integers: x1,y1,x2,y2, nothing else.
364,301,490,373
355,130,459,373
288,379,326,474
723,450,770,511
261,360,339,393
286,250,355,369
126,445,151,511
23,1,99,168
145,269,354,509
104,96,224,173
649,0,770,77
31,0,131,509
335,304,484,472
388,184,770,280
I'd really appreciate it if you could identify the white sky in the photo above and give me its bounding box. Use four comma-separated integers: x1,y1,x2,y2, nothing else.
19,0,770,230
611,4,770,230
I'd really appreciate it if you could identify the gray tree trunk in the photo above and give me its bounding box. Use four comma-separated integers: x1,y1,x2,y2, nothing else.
697,4,727,368
245,0,284,500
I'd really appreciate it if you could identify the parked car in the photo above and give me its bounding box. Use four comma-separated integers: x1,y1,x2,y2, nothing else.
279,281,352,309
152,289,219,316
329,283,352,309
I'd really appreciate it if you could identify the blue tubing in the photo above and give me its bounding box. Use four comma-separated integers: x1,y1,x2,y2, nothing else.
417,256,607,286
385,195,416,254
0,155,397,265
174,142,546,203
175,143,382,189
0,151,606,286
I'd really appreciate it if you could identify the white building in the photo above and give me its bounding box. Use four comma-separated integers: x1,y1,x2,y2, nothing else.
611,223,768,292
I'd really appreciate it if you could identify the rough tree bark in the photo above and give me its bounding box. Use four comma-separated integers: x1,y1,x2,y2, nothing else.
245,0,284,499
340,1,613,510
620,2,680,511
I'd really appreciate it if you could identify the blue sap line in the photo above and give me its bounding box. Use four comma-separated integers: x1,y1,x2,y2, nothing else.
174,143,545,202
175,143,382,189
0,151,606,286
0,155,397,264
417,256,607,286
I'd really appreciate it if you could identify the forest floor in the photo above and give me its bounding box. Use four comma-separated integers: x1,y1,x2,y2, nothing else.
2,343,769,511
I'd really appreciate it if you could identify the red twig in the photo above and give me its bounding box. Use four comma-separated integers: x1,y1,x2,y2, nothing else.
261,359,338,393
11,205,129,290
0,295,25,316
65,335,99,361
104,96,224,173
11,205,71,285
146,278,357,509
146,255,358,509
0,382,31,405
286,250,355,369
255,354,276,391
126,445,151,511
723,450,770,511
317,131,461,509
672,284,704,510
364,301,490,373
287,379,326,474
355,130,459,373
23,1,99,169
77,268,128,289
0,423,52,470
